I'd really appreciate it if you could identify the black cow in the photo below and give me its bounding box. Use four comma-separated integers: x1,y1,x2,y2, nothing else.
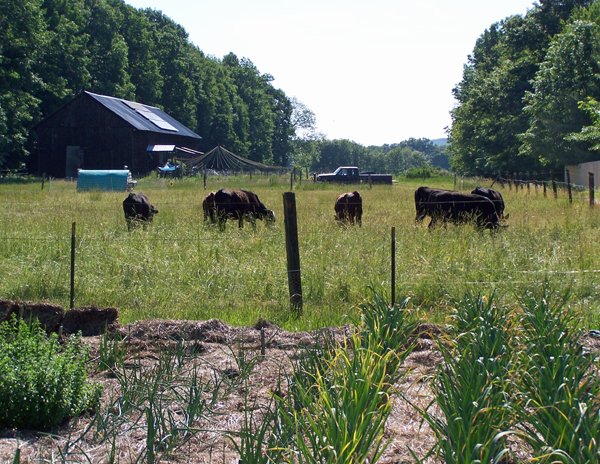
335,191,362,226
471,187,508,220
122,192,158,230
212,188,275,229
414,186,500,229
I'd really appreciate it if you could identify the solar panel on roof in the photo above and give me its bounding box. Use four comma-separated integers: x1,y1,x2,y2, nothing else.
121,100,179,132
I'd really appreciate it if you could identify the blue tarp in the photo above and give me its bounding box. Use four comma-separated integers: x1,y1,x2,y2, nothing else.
157,162,180,173
76,169,132,191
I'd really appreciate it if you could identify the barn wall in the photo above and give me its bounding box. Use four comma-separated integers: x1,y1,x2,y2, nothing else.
34,93,202,177
565,161,600,187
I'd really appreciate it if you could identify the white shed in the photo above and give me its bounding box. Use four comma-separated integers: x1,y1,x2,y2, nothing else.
565,160,600,187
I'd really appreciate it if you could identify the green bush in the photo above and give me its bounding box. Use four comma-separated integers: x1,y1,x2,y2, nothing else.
0,316,102,430
404,166,433,178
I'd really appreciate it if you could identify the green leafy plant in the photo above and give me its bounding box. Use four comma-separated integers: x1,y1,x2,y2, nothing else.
411,293,515,463
357,291,420,376
0,316,102,430
275,335,395,463
97,331,127,373
263,291,420,463
516,291,600,462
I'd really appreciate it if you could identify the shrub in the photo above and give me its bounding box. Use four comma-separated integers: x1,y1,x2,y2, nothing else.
405,166,432,178
0,316,102,430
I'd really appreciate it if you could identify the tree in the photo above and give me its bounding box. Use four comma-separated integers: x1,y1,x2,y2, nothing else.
566,97,600,151
290,98,322,169
223,54,276,164
268,86,294,166
0,0,47,169
520,20,600,168
84,0,135,99
399,138,449,169
38,0,91,116
142,9,197,128
449,0,592,176
121,6,163,105
316,140,367,171
449,14,548,175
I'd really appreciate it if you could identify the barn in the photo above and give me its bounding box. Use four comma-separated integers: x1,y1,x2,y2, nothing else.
33,91,202,178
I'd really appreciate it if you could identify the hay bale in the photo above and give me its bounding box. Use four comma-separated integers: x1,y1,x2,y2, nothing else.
62,306,118,336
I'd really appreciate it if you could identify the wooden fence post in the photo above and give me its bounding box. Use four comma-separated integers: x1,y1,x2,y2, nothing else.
552,180,558,199
589,172,595,207
203,170,207,190
283,192,302,313
566,169,572,205
290,169,294,191
543,181,547,198
70,222,76,310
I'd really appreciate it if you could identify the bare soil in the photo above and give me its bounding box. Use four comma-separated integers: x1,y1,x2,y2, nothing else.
1,318,598,463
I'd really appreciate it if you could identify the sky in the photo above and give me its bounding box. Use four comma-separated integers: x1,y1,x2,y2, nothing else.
125,0,537,146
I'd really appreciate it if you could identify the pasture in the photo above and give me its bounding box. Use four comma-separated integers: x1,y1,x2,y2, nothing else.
1,174,600,330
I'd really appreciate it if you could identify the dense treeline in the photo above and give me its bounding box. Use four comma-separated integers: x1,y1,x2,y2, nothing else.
450,0,600,177
0,0,449,175
0,0,294,170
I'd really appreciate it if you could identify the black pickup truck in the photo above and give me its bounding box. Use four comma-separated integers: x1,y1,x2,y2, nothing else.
316,166,393,184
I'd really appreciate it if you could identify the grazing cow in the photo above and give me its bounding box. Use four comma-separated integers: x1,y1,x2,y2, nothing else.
414,186,500,229
122,192,158,230
202,191,216,223
335,191,363,226
471,187,508,220
213,188,275,229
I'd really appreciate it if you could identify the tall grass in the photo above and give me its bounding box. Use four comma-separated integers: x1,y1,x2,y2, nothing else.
1,174,600,329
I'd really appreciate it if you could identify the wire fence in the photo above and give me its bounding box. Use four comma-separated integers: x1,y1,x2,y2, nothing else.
2,180,600,318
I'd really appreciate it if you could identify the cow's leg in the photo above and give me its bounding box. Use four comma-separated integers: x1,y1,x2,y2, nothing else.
238,213,244,229
218,213,226,231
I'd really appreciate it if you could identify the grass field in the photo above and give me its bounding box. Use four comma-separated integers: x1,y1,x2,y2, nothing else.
1,173,599,331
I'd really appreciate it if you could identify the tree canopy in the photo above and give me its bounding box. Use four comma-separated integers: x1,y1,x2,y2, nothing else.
449,0,600,177
1,0,450,174
0,0,297,170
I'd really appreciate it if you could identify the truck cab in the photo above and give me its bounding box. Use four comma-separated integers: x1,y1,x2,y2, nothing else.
316,166,393,184
332,166,360,177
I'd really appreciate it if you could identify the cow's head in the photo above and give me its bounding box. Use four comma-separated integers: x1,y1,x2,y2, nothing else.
264,209,275,224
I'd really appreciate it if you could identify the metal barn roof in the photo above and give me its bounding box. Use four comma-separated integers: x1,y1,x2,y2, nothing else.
85,91,202,139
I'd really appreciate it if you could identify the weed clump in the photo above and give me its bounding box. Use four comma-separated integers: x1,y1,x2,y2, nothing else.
0,316,102,430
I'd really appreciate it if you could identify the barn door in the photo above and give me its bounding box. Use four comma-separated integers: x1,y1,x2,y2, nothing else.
66,146,84,178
